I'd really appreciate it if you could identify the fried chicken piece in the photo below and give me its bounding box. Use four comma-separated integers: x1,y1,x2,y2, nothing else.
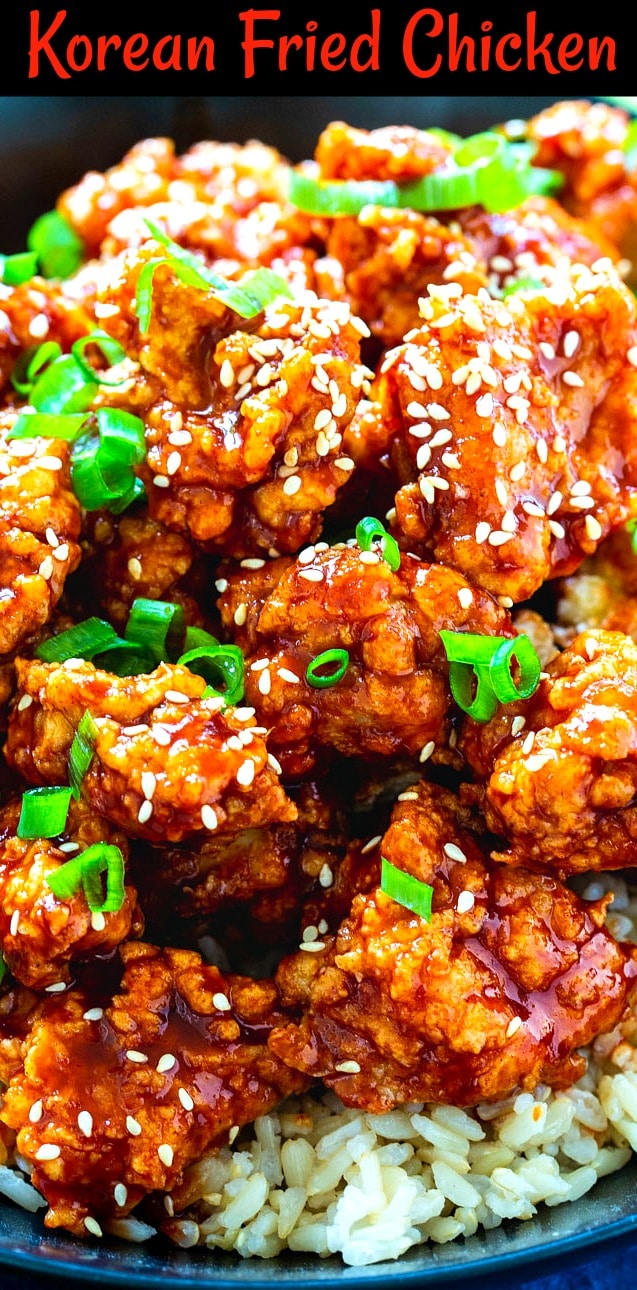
459,195,622,293
314,207,487,350
316,121,453,182
461,628,637,875
0,419,82,656
270,782,637,1110
0,798,140,991
526,101,637,273
0,276,92,393
350,260,637,603
218,542,511,776
0,941,308,1236
77,511,197,631
6,658,296,843
91,243,369,556
556,527,637,647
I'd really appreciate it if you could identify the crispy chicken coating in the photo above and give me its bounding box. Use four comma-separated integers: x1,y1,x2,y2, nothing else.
315,121,453,182
526,101,637,273
0,798,140,991
461,629,637,875
0,277,91,393
349,260,637,603
218,543,511,776
0,941,308,1236
556,528,637,647
92,246,369,556
77,511,198,631
0,420,82,656
270,782,637,1110
6,658,296,843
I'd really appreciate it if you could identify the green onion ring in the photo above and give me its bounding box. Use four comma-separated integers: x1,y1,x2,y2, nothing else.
17,786,73,840
355,516,401,571
306,648,350,689
380,856,433,921
46,842,126,913
68,711,98,800
177,644,245,706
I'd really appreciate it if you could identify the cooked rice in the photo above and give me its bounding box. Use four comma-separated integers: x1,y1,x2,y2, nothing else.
3,874,637,1266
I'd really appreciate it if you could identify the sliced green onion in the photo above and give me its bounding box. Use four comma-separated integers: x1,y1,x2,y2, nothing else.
7,411,89,441
355,516,401,571
380,857,433,921
306,648,350,689
35,617,125,664
17,786,72,839
626,518,637,554
68,711,98,800
183,625,219,653
0,952,6,984
177,643,244,706
46,842,126,913
10,342,63,398
439,630,541,722
29,353,98,415
0,250,39,286
71,408,145,513
136,220,293,332
126,598,185,665
71,330,127,385
93,643,155,677
27,210,85,279
502,277,545,298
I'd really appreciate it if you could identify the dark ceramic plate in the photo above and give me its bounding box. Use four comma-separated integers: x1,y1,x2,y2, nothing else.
1,92,634,1284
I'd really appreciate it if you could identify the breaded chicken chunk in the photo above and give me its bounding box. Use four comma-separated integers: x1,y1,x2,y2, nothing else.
348,260,637,603
218,543,511,776
0,941,308,1236
270,782,637,1109
6,659,296,843
0,420,82,656
0,798,140,990
461,629,637,874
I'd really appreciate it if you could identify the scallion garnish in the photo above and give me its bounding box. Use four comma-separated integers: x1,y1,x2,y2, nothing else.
439,631,541,723
35,617,126,664
355,516,401,571
68,711,98,800
126,598,185,666
289,131,562,218
10,341,63,398
27,210,85,279
71,330,127,386
8,411,89,441
0,250,39,286
0,952,6,983
306,648,350,689
71,408,146,512
46,842,126,913
380,857,433,921
17,786,73,840
177,643,244,706
135,219,293,333
502,277,545,298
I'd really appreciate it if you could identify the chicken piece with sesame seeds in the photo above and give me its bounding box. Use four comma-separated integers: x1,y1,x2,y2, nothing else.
217,541,512,777
315,121,454,183
460,628,637,876
0,275,93,393
349,260,637,604
270,780,637,1110
77,511,200,631
0,797,141,992
5,658,296,844
91,243,369,557
0,940,308,1237
525,101,637,279
0,419,82,657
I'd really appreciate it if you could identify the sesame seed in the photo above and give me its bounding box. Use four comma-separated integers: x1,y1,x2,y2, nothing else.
553,436,567,453
78,1111,93,1138
84,1217,103,1238
215,578,228,593
126,1050,148,1064
570,480,592,495
125,556,143,582
335,1061,361,1074
539,342,556,360
156,1054,176,1074
523,501,545,518
137,799,153,825
236,760,255,787
443,842,467,864
334,457,355,471
126,1116,142,1136
153,475,170,488
9,910,19,936
547,491,562,515
493,425,507,448
359,550,380,565
511,715,526,736
59,842,80,855
121,723,149,736
299,568,324,582
562,330,580,358
442,452,460,469
240,557,266,570
299,942,326,952
522,731,536,754
178,1087,194,1112
397,791,419,802
201,805,218,832
457,890,475,914
569,496,595,510
319,863,333,888
501,510,517,533
91,912,106,933
282,474,302,496
164,1196,175,1216
258,668,271,696
170,410,183,432
416,444,432,470
475,521,491,544
219,359,235,388
234,707,256,721
114,1184,128,1208
228,1126,240,1145
278,668,300,684
83,1008,104,1022
407,401,428,420
420,740,436,763
17,693,33,712
506,1016,522,1038
38,555,54,581
298,546,316,564
361,835,382,855
45,982,67,993
233,603,247,627
562,370,585,388
151,725,171,747
314,408,332,431
250,657,269,671
476,393,494,417
213,992,232,1012
267,753,283,775
29,1100,43,1123
141,771,156,800
166,451,182,476
628,346,637,368
585,515,603,542
549,520,566,540
36,1144,60,1161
